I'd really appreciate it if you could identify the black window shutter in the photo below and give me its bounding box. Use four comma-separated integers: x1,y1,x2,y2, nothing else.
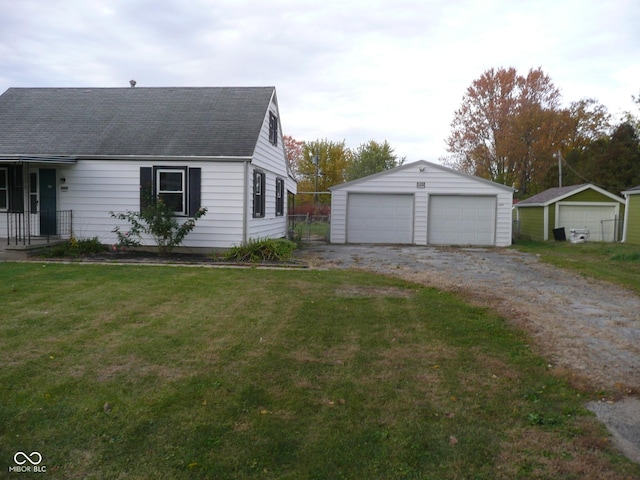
140,167,153,210
188,168,201,217
8,165,24,212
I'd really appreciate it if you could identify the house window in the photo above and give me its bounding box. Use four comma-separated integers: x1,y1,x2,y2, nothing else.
275,177,284,216
253,170,265,218
269,111,278,146
0,168,7,210
140,166,201,217
157,168,186,215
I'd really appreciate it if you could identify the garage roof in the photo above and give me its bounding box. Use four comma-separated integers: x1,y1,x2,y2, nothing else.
517,183,625,207
330,159,514,192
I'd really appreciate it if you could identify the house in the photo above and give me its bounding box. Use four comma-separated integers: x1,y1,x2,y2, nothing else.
329,160,514,246
514,184,625,242
622,186,640,244
0,86,296,251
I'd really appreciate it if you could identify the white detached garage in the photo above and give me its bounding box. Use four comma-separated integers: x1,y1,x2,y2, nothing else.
330,160,514,246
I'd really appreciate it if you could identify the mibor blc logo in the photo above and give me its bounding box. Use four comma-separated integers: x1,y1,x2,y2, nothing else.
9,452,46,473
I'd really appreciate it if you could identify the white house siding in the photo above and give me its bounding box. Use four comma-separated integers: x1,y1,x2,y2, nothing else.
331,160,513,247
56,159,247,249
246,93,293,242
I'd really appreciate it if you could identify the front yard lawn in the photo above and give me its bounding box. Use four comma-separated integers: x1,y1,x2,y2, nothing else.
1,263,638,479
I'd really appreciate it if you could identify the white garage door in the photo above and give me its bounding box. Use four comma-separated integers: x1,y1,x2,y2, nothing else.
347,193,414,243
557,204,618,242
428,195,496,245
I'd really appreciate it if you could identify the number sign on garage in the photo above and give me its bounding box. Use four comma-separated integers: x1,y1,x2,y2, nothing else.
347,193,414,244
428,195,496,245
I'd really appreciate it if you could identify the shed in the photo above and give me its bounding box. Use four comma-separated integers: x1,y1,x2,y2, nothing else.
622,186,640,244
514,184,625,242
329,160,514,246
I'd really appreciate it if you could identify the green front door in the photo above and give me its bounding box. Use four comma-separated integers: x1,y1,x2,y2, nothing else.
39,168,57,235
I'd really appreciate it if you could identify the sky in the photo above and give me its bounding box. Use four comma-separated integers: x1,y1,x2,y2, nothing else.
0,0,638,164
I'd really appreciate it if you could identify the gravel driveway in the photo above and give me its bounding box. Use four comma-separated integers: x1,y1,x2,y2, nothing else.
295,244,640,463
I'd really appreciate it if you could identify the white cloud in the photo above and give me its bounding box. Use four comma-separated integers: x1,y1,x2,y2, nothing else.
0,0,637,162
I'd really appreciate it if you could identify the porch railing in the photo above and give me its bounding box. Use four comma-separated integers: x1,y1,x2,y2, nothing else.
5,210,73,245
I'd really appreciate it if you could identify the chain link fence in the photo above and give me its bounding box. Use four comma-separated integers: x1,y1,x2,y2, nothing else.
287,214,330,244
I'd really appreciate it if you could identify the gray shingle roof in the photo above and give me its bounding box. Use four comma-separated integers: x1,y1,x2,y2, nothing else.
0,87,275,157
517,184,589,205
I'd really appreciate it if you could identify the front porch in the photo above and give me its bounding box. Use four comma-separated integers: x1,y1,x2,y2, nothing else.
3,210,73,248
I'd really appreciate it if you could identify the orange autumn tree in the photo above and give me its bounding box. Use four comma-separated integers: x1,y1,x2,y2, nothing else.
446,67,609,197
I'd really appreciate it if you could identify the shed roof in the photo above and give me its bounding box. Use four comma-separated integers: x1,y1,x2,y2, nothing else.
622,185,640,195
0,87,276,158
517,183,624,206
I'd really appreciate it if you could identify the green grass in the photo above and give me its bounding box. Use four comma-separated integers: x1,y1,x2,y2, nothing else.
1,263,638,479
513,240,640,295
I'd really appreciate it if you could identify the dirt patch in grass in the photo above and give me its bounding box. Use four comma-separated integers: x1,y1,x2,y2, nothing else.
335,285,415,298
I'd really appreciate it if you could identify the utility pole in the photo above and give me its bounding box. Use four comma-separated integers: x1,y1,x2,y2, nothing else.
554,150,563,188
558,149,562,188
312,150,319,206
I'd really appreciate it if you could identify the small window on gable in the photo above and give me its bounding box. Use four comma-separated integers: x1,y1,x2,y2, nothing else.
0,168,7,210
269,111,278,146
275,177,284,216
253,169,266,218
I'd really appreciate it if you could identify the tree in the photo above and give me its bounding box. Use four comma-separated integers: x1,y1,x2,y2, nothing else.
446,67,523,185
345,140,405,181
445,67,607,197
621,91,640,134
296,139,351,206
283,135,304,180
545,122,640,195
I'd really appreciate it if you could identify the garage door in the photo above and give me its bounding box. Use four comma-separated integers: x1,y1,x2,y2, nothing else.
347,193,414,243
428,195,496,245
557,204,618,242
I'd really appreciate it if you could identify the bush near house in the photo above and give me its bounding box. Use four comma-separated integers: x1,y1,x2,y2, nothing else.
222,238,297,263
110,198,207,256
40,236,106,258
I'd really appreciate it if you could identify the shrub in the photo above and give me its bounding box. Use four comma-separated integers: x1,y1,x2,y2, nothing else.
110,198,207,256
222,238,297,263
40,236,106,258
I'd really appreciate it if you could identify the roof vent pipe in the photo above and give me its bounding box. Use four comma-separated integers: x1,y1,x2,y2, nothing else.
129,80,136,87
